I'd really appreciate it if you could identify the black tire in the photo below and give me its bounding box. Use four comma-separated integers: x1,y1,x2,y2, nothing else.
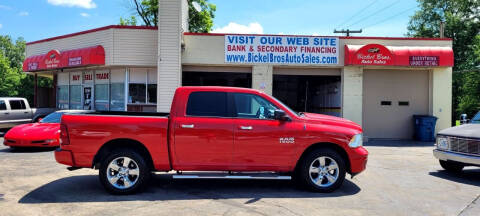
297,148,346,192
99,149,151,195
439,160,464,173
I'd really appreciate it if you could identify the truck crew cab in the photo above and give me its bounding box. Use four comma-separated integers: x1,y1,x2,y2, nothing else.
55,86,368,194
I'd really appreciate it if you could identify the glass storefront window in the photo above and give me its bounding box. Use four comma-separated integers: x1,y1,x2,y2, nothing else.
147,84,157,103
111,83,125,111
129,84,146,103
57,69,129,112
95,84,109,111
57,85,69,109
69,85,82,110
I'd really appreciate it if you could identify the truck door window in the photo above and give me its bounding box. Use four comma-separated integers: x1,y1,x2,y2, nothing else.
0,100,6,110
233,93,278,119
9,100,25,110
186,92,228,117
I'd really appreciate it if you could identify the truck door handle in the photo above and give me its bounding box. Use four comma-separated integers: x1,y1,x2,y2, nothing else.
4,113,9,115
240,126,253,130
24,112,29,114
181,124,194,128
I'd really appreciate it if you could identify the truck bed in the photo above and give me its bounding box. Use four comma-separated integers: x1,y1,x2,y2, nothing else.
61,112,171,170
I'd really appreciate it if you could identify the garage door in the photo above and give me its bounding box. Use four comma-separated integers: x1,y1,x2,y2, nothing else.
363,69,429,139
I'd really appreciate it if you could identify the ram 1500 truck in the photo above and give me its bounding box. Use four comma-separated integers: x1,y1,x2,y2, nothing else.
55,86,368,194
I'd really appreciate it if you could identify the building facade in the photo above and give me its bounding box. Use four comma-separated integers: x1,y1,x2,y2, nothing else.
22,0,454,140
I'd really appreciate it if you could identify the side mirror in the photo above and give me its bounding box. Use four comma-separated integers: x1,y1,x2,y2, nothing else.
274,110,291,121
37,118,43,122
460,114,468,125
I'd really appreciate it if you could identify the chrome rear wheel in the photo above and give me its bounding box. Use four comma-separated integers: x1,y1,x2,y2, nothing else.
99,149,150,195
107,157,140,189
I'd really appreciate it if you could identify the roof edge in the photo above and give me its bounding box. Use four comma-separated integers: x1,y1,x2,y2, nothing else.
183,32,453,41
26,25,158,45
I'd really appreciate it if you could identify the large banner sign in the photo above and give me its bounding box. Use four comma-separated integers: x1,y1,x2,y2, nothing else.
225,35,339,65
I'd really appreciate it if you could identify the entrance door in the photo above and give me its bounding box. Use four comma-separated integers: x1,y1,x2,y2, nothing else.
363,69,429,139
231,93,297,170
83,86,93,110
273,75,341,116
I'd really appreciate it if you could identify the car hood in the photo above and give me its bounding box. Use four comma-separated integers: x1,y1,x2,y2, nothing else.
438,124,480,139
5,123,60,140
301,112,362,132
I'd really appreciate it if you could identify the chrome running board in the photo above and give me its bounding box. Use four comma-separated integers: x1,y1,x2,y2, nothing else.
171,172,291,180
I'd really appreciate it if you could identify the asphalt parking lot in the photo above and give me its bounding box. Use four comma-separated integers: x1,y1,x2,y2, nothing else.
0,137,479,216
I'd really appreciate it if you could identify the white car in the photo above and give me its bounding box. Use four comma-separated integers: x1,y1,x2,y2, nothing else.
434,111,480,172
0,97,55,129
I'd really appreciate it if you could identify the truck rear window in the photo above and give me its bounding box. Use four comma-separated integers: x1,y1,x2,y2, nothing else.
186,92,228,117
9,100,25,110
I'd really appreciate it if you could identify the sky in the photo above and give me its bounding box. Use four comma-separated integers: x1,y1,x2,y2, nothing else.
0,0,419,43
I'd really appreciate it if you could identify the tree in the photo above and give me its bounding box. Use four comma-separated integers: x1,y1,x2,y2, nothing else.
0,35,52,105
0,54,20,97
119,16,138,26
0,36,24,97
121,0,216,33
407,0,480,121
188,0,216,33
407,0,480,70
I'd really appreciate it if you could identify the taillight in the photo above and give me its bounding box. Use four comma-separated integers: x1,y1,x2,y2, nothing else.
60,124,70,145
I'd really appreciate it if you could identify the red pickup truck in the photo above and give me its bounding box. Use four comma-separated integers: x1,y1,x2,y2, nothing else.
55,86,368,194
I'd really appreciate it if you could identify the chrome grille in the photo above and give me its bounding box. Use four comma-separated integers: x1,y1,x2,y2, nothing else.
447,136,480,155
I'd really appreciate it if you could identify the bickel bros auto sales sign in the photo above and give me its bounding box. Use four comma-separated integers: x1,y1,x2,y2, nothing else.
225,35,339,65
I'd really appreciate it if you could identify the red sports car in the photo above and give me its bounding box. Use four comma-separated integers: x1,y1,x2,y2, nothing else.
3,110,86,148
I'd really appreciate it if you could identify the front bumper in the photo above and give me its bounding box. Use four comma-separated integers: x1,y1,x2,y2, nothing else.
3,138,59,147
55,148,75,166
350,146,369,174
433,149,480,166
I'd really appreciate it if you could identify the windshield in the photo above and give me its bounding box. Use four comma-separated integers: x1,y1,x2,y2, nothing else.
471,111,480,123
40,112,64,123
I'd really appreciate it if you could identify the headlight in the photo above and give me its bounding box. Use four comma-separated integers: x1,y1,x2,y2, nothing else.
348,134,363,148
45,139,57,143
437,137,449,150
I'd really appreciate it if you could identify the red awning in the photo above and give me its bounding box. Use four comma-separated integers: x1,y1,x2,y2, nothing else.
344,44,454,67
23,45,105,72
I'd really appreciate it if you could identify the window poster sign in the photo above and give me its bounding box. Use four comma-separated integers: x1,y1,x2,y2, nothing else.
83,87,92,110
225,35,339,65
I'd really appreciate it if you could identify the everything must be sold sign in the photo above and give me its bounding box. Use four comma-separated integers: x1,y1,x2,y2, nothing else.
225,35,339,65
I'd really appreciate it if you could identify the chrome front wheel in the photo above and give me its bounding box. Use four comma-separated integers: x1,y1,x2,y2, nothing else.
309,156,339,187
297,148,346,192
